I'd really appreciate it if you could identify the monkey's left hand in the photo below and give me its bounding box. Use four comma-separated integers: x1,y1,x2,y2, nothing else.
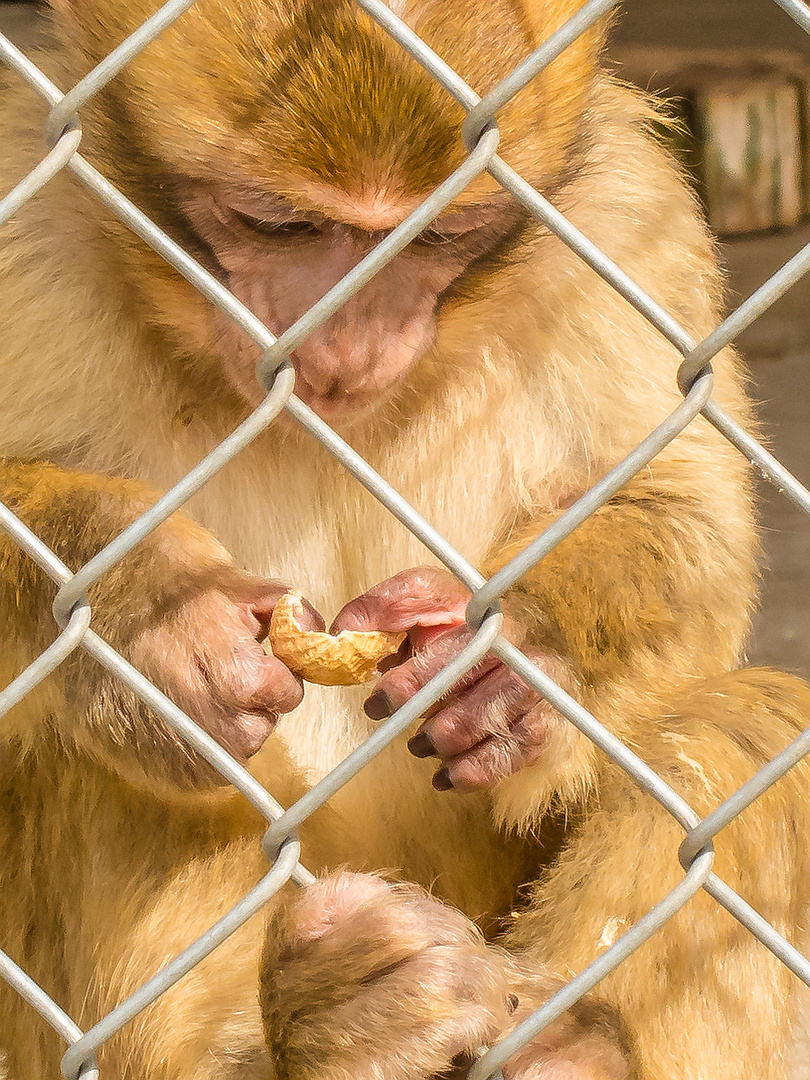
331,568,571,791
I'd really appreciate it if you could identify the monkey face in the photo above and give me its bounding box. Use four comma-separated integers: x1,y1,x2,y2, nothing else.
64,0,603,422
174,183,530,421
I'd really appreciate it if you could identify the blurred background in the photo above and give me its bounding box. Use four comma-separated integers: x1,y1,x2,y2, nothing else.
1,0,808,676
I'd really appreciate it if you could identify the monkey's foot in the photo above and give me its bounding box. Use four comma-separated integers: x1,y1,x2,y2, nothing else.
260,872,636,1080
495,961,637,1080
260,872,513,1080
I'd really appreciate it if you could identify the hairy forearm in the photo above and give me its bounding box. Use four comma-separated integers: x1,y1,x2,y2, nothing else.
483,468,757,699
0,458,294,796
0,458,235,649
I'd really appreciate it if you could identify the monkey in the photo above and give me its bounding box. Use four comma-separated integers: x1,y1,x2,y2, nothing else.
1,0,809,1077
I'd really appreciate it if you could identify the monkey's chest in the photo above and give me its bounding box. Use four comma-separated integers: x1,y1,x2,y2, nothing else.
162,420,544,920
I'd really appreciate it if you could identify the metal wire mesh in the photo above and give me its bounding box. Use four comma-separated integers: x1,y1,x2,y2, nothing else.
1,1,809,1078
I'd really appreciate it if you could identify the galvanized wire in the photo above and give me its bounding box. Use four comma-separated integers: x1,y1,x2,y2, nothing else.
59,836,305,1080
0,951,99,1080
1,2,810,1078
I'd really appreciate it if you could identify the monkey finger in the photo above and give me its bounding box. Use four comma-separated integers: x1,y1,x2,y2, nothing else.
210,639,305,716
431,703,553,792
408,663,541,762
187,650,304,761
220,709,284,760
364,623,501,720
268,591,326,634
498,972,637,1080
330,565,470,634
227,576,326,636
245,652,306,715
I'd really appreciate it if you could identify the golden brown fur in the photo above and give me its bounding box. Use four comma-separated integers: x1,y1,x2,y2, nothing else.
0,1,808,1078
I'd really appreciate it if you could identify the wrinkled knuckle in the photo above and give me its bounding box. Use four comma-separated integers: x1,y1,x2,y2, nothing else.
427,709,483,756
452,738,521,788
480,694,515,739
452,760,499,789
505,677,543,718
510,705,551,753
288,873,394,946
382,664,426,704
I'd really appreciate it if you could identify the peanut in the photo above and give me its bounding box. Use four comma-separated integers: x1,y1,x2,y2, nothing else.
266,592,406,686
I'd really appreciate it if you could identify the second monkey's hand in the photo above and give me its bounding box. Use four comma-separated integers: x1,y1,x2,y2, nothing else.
331,568,571,792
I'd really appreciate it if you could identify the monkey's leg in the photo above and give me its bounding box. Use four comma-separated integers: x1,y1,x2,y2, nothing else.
0,458,317,795
0,856,274,1080
0,735,342,1080
501,669,810,1080
83,844,289,1080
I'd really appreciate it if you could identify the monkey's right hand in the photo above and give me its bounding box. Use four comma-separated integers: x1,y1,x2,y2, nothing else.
0,460,323,793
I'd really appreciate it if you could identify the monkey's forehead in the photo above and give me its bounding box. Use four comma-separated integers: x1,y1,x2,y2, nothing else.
72,0,604,198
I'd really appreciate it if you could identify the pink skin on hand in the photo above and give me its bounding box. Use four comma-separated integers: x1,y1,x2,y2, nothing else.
331,567,562,792
132,576,325,764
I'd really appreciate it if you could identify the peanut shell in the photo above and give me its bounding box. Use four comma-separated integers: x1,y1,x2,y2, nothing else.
266,591,405,686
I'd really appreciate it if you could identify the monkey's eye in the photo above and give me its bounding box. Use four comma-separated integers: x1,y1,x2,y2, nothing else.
233,210,321,239
413,227,456,247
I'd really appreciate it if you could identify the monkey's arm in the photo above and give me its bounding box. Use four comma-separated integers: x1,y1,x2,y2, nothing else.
488,462,754,693
0,458,315,795
332,445,756,818
480,450,757,822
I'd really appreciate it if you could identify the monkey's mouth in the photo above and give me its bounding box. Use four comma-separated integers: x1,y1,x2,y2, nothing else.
219,322,409,428
222,350,387,428
291,375,384,425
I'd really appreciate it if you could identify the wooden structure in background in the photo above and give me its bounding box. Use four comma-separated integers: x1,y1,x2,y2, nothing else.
611,46,809,236
697,76,803,233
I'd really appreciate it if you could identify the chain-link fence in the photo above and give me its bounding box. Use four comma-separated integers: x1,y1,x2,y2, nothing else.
1,1,810,1077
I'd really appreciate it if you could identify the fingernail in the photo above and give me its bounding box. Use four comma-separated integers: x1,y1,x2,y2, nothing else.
364,691,392,720
432,768,453,791
407,731,437,759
